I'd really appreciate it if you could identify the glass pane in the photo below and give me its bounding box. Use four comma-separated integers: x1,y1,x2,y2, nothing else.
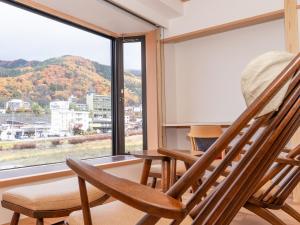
123,42,143,152
0,2,112,170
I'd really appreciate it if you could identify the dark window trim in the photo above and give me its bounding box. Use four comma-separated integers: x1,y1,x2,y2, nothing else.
118,36,148,154
112,38,124,155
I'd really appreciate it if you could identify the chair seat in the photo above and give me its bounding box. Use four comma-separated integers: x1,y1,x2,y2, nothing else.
67,200,193,225
2,177,106,211
150,161,187,176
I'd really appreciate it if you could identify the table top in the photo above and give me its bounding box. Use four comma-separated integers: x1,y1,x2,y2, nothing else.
163,122,232,128
131,150,170,160
130,149,203,160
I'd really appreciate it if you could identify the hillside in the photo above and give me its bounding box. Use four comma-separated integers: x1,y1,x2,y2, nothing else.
0,56,141,108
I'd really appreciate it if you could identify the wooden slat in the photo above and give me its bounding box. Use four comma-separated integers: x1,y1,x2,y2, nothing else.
15,0,120,37
162,9,285,43
284,0,299,53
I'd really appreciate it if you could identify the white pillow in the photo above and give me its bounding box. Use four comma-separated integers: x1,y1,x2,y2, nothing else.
241,51,295,117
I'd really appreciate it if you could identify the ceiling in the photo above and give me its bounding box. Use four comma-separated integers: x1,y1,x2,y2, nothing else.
32,0,185,35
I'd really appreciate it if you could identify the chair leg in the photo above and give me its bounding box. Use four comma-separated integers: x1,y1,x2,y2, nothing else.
10,212,20,225
281,203,300,222
244,203,286,225
51,221,66,225
36,218,44,225
151,177,157,188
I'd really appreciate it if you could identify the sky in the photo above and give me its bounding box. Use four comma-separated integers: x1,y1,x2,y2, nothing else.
0,2,141,70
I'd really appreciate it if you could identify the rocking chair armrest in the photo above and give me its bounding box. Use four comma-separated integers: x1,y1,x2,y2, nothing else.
281,147,292,154
158,148,198,165
157,149,231,176
276,157,300,166
66,158,185,219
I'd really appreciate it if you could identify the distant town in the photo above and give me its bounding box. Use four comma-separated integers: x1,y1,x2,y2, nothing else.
0,93,143,141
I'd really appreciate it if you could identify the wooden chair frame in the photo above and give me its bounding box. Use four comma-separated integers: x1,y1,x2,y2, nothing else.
67,53,300,225
245,144,300,225
159,144,300,225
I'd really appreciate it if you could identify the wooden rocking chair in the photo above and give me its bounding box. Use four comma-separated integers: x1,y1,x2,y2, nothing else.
66,53,300,225
158,144,300,225
244,144,300,225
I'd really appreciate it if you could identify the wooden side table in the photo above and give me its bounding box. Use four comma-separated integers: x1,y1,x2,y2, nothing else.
131,150,204,192
131,150,171,192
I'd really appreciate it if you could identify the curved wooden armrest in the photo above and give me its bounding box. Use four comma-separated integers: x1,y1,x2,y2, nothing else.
66,158,185,219
158,149,231,176
158,148,198,165
282,147,292,154
276,157,300,166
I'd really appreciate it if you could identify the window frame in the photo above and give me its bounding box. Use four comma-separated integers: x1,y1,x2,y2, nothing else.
115,36,148,155
0,0,148,169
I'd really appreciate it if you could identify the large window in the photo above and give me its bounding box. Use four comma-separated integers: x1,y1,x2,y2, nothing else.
0,2,115,169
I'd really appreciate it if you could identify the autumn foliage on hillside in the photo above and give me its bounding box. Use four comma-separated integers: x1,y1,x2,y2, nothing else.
0,55,141,109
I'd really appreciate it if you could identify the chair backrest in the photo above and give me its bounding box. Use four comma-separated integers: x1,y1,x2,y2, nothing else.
188,125,223,151
251,144,300,207
161,53,300,225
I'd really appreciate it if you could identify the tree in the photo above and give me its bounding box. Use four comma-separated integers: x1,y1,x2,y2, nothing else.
69,102,79,111
31,102,44,115
73,124,83,135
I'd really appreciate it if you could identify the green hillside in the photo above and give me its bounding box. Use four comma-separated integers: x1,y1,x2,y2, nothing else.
0,55,141,108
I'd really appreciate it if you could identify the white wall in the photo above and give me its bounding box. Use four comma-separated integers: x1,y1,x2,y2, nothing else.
164,19,286,149
164,19,285,126
165,0,284,38
0,163,143,224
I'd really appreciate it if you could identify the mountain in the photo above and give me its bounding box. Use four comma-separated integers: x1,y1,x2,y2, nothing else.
127,69,142,77
0,56,142,108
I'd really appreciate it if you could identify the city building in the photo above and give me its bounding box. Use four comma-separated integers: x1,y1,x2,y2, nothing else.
5,99,31,112
86,93,111,119
50,101,70,110
68,96,88,111
50,101,89,136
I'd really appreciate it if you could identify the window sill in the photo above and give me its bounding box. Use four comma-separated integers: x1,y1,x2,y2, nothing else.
0,155,142,188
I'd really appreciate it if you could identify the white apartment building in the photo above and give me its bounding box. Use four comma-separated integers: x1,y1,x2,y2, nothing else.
50,101,89,135
5,99,31,112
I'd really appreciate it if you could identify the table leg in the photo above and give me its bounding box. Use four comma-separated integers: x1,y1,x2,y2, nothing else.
161,159,171,192
170,159,177,186
140,159,152,185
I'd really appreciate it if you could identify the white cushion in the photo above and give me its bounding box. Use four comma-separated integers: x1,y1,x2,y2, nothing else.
241,51,295,117
2,177,106,211
67,200,193,225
